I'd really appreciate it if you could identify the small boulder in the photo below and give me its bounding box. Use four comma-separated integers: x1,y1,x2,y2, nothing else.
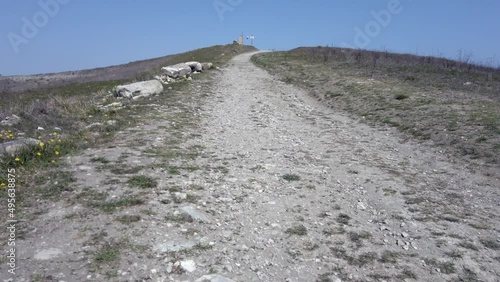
201,63,214,70
180,205,211,223
0,115,21,126
115,80,163,99
162,63,192,78
186,61,203,72
180,260,196,273
0,138,40,156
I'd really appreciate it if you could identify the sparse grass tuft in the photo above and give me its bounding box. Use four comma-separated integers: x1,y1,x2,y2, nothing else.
285,224,308,236
336,213,351,225
380,250,400,264
90,157,110,164
479,238,500,250
115,215,141,224
282,173,301,182
348,231,372,247
94,244,120,265
397,269,417,280
458,241,479,251
91,196,144,214
165,213,193,223
394,93,409,100
127,175,158,189
445,250,463,259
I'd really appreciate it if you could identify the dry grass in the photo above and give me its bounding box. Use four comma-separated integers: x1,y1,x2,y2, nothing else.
252,47,500,168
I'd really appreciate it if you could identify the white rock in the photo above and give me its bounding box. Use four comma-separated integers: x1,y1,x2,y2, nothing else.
166,262,173,273
186,61,203,72
34,248,63,260
162,63,192,78
0,115,21,126
115,80,163,99
201,62,214,70
195,274,235,282
0,138,40,156
180,260,196,272
180,205,211,223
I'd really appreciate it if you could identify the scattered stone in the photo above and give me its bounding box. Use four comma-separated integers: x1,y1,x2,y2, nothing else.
180,260,196,273
85,123,103,129
37,126,45,131
195,274,235,282
401,232,409,238
166,262,174,273
153,240,196,253
180,205,211,223
115,80,163,99
162,63,192,78
186,61,203,72
0,115,21,126
174,192,187,201
356,201,367,210
34,248,63,260
201,62,214,70
0,138,40,156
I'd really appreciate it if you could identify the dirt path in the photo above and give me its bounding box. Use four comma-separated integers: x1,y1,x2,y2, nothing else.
8,52,500,282
184,52,500,281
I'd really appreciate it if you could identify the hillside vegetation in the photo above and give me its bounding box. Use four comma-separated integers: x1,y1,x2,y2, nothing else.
0,43,256,210
252,47,500,169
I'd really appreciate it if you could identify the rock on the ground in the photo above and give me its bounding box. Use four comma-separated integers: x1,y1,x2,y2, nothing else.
180,205,211,223
0,115,21,126
201,62,214,70
0,138,40,156
34,248,63,260
162,63,192,78
153,240,196,253
195,274,235,282
180,260,196,272
115,80,163,99
186,61,203,72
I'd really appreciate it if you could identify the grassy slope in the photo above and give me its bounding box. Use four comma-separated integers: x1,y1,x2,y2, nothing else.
0,43,256,200
252,47,500,169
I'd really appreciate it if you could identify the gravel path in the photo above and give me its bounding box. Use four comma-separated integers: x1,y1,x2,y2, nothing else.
184,52,500,281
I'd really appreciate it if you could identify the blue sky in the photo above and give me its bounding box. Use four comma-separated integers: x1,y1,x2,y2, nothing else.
1,0,499,75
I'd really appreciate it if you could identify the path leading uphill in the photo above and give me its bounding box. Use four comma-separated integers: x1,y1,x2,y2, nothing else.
10,52,499,282
180,52,500,281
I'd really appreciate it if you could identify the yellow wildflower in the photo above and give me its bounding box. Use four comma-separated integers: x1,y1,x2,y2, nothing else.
39,142,45,147
51,160,56,164
15,157,20,162
37,152,42,157
55,151,60,156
